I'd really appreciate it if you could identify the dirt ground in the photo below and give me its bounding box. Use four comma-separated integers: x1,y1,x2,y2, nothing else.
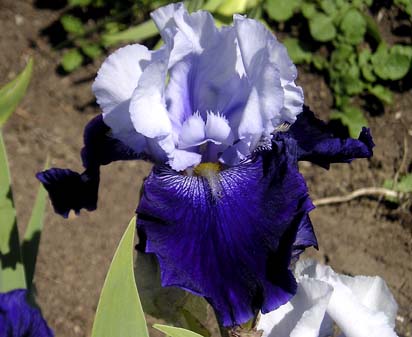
0,1,411,336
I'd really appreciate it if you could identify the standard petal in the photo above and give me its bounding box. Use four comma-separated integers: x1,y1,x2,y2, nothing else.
0,289,54,337
92,44,152,115
136,142,316,326
278,106,374,169
234,15,303,126
130,49,172,139
234,15,284,123
258,279,333,337
37,115,140,217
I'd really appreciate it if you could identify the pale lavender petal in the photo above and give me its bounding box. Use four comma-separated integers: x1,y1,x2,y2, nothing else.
130,48,172,139
178,113,206,149
234,15,284,124
205,112,234,146
92,44,152,116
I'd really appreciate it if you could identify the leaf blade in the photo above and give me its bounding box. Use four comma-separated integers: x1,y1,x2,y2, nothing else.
91,217,149,337
0,132,26,292
153,324,205,337
0,58,33,127
21,157,49,290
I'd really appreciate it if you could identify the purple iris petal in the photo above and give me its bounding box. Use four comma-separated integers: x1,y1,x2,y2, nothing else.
136,141,316,326
0,289,54,337
36,115,140,218
280,106,374,169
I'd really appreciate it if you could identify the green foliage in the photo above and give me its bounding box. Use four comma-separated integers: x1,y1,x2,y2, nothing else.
0,132,26,292
135,252,212,336
266,0,412,134
383,174,412,203
22,158,49,290
0,60,48,294
394,0,412,16
265,0,301,22
154,324,204,337
331,105,367,138
91,217,149,337
0,58,33,127
309,13,336,41
61,49,84,72
283,38,312,63
102,20,158,47
371,43,412,80
61,15,85,36
0,60,34,292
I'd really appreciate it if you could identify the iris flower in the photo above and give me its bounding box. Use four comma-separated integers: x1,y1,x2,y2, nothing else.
257,260,398,337
0,289,54,337
37,3,373,326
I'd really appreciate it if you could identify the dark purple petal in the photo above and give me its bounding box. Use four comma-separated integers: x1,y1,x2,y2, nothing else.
279,106,374,169
0,289,54,337
37,115,140,217
136,141,316,326
36,168,98,218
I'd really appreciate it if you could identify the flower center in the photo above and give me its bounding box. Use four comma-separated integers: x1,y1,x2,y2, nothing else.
193,162,222,199
193,162,222,176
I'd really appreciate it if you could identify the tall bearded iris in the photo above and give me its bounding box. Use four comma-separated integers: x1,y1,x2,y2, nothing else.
37,3,374,327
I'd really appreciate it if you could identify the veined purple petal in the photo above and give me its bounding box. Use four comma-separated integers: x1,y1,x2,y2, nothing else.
0,289,54,337
37,115,140,218
277,106,374,169
136,141,316,326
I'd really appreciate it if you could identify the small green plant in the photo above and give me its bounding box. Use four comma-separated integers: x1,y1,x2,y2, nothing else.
57,0,261,72
266,0,412,137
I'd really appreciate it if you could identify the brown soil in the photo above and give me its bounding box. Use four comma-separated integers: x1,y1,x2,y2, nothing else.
0,1,411,337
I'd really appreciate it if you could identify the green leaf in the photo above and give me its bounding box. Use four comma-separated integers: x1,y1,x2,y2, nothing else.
81,43,103,59
0,58,33,127
61,49,84,72
91,217,149,337
68,0,92,6
60,15,85,36
135,252,212,337
396,174,412,193
312,54,328,70
265,0,301,22
340,9,366,45
153,324,204,337
363,13,381,43
203,0,225,11
359,49,376,82
367,85,393,104
372,43,412,80
301,2,316,19
216,0,256,15
21,157,49,290
330,105,367,138
0,132,26,292
309,13,336,42
283,38,312,64
102,20,159,47
320,0,337,16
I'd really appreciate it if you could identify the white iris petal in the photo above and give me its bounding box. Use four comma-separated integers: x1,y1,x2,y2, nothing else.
258,260,399,337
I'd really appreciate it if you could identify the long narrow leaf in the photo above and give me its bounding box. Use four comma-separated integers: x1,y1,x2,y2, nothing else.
0,131,26,292
102,20,158,47
0,58,33,127
21,157,49,290
154,324,204,337
91,217,149,337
